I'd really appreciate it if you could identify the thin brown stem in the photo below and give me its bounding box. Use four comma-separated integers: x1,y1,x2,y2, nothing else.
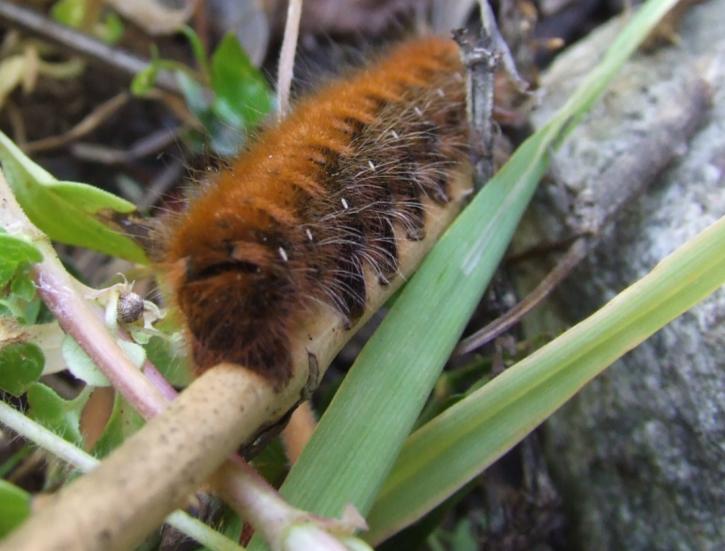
453,25,497,190
69,126,183,165
455,237,589,355
23,93,129,154
0,166,472,551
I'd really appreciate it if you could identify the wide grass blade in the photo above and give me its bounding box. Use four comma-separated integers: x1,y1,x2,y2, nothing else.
249,1,679,548
367,216,725,542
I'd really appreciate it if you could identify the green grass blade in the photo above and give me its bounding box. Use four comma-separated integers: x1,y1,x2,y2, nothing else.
367,216,725,542
249,1,678,547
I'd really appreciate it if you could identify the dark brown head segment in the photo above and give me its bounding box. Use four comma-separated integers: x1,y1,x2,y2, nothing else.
167,212,297,386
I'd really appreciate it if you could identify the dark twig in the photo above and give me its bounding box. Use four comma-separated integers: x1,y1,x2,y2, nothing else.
456,63,711,356
455,237,588,355
478,0,529,93
0,1,179,94
70,126,183,165
453,26,497,190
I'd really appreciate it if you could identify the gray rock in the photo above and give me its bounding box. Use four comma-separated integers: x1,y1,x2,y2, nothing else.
517,2,725,549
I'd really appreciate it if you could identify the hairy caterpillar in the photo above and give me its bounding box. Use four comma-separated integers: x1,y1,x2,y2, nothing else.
156,37,472,387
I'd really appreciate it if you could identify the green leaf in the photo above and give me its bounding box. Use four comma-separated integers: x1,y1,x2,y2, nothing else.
62,336,145,387
0,342,44,396
367,215,725,542
179,26,210,80
61,335,110,387
26,382,88,446
131,64,160,97
0,480,31,537
176,70,210,118
50,181,135,214
0,263,14,289
52,0,124,44
0,234,42,305
144,335,192,387
10,275,36,302
210,33,273,131
0,234,42,267
0,131,147,263
0,269,42,324
95,12,124,45
248,1,681,549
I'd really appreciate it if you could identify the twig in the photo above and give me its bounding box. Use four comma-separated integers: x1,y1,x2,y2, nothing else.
23,93,129,154
453,26,497,189
455,237,588,354
70,126,183,165
0,400,245,551
455,62,711,355
477,0,529,93
0,166,472,550
136,159,185,212
1,168,317,549
276,0,303,120
0,1,179,94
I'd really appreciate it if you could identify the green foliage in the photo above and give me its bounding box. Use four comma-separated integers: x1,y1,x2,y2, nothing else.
0,131,147,263
210,33,273,133
428,517,481,551
26,383,90,446
60,335,110,387
0,232,44,323
194,505,243,551
144,335,191,388
0,480,31,537
186,31,274,155
132,29,274,157
51,0,125,44
61,335,146,387
0,232,43,324
0,234,42,273
0,342,44,396
367,215,725,542
0,272,42,325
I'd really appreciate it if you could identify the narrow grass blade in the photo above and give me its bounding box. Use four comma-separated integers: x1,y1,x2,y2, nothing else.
367,216,725,542
250,1,679,548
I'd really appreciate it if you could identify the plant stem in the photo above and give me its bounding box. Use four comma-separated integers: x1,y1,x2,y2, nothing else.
276,0,303,120
0,400,245,551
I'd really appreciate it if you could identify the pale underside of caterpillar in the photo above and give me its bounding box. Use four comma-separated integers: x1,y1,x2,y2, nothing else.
157,37,470,385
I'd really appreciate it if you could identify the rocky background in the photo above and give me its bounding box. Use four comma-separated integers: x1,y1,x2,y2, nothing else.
518,1,725,549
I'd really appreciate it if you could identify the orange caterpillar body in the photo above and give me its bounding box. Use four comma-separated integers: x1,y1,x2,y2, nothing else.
159,37,468,384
